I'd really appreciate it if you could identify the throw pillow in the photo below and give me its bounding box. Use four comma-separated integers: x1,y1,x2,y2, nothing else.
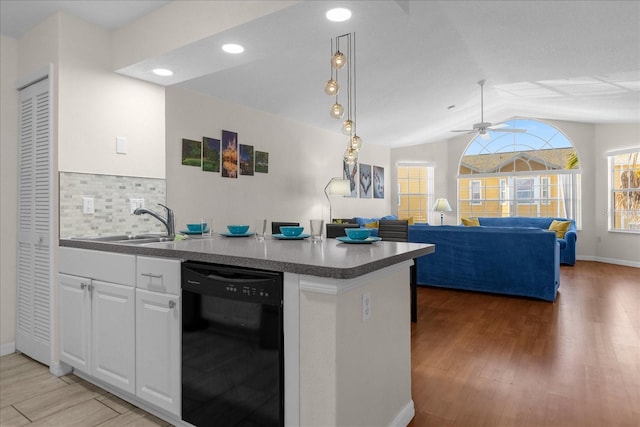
461,217,480,227
548,220,571,238
364,221,379,229
400,216,414,225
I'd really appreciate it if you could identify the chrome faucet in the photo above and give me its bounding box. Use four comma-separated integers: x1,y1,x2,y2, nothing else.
133,203,175,238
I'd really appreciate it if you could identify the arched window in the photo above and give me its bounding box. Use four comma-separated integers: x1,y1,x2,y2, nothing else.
457,118,581,227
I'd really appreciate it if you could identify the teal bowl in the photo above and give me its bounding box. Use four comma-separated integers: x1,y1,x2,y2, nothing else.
227,224,250,234
345,228,371,240
280,226,304,236
186,223,207,232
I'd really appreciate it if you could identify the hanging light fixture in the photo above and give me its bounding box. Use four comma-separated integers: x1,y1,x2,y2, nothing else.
325,32,363,164
324,39,339,96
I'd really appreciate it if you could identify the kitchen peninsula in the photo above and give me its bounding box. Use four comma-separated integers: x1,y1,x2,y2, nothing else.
59,236,434,427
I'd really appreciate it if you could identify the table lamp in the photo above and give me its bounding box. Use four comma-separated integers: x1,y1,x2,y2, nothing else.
433,198,452,225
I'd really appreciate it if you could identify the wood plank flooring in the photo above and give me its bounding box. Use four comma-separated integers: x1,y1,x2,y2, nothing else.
1,261,637,426
409,261,639,427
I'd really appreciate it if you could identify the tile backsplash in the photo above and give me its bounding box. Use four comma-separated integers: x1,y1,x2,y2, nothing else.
59,172,166,238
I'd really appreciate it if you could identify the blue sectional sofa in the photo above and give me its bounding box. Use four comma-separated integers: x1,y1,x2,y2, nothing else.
472,217,577,265
409,225,560,302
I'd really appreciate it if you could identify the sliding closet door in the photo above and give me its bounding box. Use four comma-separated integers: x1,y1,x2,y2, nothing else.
16,77,52,365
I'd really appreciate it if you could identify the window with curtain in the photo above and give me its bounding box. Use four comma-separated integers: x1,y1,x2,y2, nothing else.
609,149,640,232
457,118,582,227
397,163,434,223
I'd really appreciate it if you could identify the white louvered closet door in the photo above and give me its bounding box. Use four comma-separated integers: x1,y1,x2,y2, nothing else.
16,77,52,365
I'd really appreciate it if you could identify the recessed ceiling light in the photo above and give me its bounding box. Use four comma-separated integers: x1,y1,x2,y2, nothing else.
326,8,352,22
152,68,173,76
222,43,245,54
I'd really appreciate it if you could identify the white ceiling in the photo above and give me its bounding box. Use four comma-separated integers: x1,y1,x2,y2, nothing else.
2,0,639,148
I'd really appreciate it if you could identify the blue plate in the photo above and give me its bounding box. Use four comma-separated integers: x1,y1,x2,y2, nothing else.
220,231,254,237
273,233,310,240
180,229,209,235
336,236,382,244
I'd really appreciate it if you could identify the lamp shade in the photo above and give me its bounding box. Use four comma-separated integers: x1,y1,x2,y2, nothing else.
326,178,351,196
433,198,452,212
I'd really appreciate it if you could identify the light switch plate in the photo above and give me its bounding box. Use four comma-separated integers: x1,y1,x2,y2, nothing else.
130,198,145,213
116,137,127,154
82,197,95,214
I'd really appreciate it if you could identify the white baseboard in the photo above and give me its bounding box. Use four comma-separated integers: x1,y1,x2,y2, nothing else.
0,342,16,357
389,400,415,427
49,360,72,377
576,255,640,268
594,257,640,268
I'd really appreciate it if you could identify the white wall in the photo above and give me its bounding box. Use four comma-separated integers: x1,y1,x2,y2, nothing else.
594,123,640,266
0,35,19,354
390,120,639,266
165,86,390,232
57,13,165,178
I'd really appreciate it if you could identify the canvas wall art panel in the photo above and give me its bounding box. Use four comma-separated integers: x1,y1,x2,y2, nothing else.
255,151,269,173
221,130,238,178
202,136,220,172
374,165,385,199
239,144,254,176
359,163,372,198
182,139,202,167
343,160,358,198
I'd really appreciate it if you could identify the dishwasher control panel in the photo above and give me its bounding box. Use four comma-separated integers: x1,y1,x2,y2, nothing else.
182,261,282,305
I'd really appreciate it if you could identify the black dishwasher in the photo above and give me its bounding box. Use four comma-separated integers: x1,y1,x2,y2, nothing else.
181,261,284,427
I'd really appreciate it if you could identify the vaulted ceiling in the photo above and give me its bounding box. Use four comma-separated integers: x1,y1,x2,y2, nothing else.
2,1,639,148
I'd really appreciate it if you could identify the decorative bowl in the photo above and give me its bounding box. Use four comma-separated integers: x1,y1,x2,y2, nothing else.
186,223,207,232
345,228,371,240
280,226,304,236
227,224,250,234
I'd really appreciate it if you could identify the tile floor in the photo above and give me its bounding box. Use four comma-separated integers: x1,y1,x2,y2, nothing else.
0,352,170,426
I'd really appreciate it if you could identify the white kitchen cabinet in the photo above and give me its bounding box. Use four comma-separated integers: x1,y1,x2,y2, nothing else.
136,255,181,294
59,274,91,372
135,255,181,416
91,280,136,393
58,273,136,394
135,288,180,415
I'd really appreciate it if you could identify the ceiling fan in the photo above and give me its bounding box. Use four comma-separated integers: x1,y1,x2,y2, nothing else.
452,79,526,139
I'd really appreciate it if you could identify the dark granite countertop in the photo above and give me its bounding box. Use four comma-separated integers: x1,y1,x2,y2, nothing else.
59,235,434,279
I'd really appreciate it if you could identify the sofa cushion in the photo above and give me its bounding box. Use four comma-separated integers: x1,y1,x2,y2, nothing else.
400,216,415,225
548,220,571,238
354,217,378,226
461,217,480,227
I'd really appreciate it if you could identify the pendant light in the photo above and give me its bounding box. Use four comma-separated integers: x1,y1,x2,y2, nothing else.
324,39,339,96
324,32,364,160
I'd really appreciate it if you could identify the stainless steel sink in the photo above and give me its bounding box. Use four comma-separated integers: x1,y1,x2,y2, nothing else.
75,234,173,244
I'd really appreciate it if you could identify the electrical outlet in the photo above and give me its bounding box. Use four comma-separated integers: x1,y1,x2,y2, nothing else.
130,198,145,213
82,197,95,214
362,292,371,321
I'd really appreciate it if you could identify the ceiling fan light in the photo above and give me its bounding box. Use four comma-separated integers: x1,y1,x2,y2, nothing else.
330,103,345,119
481,131,491,140
324,79,339,96
332,51,346,69
342,119,353,135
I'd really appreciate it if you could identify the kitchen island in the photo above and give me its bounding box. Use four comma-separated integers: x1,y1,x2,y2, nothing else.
59,235,434,427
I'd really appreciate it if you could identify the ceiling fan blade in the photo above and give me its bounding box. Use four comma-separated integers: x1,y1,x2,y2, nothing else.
492,128,527,134
488,123,507,130
451,129,476,133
